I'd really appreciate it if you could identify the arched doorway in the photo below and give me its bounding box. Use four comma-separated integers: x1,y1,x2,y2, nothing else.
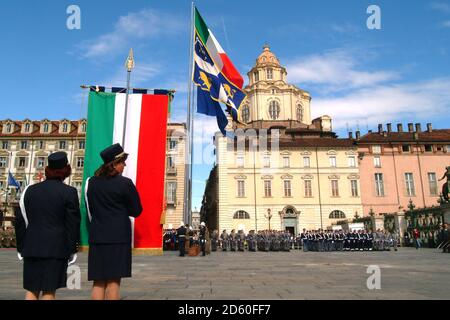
279,206,300,235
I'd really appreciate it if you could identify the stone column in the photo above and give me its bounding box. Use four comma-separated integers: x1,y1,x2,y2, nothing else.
372,215,384,232
395,211,407,245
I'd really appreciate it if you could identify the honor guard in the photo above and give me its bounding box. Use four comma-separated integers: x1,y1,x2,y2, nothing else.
177,222,187,257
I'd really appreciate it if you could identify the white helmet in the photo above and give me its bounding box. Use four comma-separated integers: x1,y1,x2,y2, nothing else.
200,222,205,227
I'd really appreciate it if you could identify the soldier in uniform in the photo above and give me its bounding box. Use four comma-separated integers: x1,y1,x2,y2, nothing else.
220,230,228,251
338,230,345,251
229,229,237,251
237,230,245,252
366,230,373,251
211,229,219,252
16,151,80,300
392,229,399,251
199,222,207,256
177,222,187,257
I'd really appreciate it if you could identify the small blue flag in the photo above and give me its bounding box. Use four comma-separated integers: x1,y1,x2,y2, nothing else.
8,171,20,189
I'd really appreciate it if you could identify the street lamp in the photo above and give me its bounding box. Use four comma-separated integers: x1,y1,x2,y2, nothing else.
264,208,273,231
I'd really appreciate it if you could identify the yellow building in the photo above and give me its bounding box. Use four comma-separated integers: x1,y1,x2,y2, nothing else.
205,46,363,234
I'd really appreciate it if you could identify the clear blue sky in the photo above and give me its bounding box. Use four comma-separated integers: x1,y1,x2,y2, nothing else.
1,0,450,210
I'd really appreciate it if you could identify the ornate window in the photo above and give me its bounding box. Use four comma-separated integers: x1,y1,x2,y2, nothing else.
284,180,292,197
166,181,176,204
303,156,310,167
62,123,68,133
76,157,84,168
267,68,273,80
6,123,12,133
296,105,303,122
233,210,250,219
329,210,346,219
43,123,49,133
264,180,272,197
237,180,245,197
24,123,31,132
351,180,359,197
375,173,384,196
269,100,280,120
304,180,312,197
242,105,250,123
254,72,259,82
331,180,339,196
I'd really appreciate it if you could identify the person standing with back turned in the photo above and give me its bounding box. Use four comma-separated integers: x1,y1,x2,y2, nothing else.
85,143,142,300
16,152,80,300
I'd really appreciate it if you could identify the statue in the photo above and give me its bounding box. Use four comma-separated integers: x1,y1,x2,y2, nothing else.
439,166,450,202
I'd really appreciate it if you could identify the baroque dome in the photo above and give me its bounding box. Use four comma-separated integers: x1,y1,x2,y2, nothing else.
256,44,280,67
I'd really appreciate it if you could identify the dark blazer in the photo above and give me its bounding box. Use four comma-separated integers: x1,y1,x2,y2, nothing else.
86,175,142,244
15,179,81,259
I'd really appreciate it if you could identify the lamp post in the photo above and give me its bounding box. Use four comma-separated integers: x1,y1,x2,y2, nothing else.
265,208,273,231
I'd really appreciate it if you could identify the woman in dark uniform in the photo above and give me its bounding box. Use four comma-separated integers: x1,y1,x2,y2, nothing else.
16,152,80,300
85,143,142,300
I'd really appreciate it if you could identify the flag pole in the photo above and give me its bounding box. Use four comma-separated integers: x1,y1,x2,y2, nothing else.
123,48,135,149
184,2,195,225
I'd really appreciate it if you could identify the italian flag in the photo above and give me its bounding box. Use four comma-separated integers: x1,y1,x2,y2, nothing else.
195,7,244,89
80,91,169,253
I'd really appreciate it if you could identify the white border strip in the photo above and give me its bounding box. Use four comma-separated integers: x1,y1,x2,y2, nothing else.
84,177,92,222
19,185,30,228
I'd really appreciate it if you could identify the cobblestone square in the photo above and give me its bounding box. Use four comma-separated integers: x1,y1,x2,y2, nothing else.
0,247,448,300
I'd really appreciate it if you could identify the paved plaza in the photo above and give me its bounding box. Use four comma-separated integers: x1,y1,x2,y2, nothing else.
0,247,448,300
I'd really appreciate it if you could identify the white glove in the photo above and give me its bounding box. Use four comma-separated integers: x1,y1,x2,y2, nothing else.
17,252,23,261
68,253,77,265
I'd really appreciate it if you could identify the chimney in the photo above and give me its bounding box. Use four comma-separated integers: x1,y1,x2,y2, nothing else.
426,123,432,132
386,123,392,132
397,123,403,132
355,131,360,140
378,124,383,133
348,131,353,139
415,123,421,133
408,123,414,132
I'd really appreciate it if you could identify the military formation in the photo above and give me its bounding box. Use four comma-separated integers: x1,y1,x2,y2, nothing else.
207,228,401,252
0,226,16,248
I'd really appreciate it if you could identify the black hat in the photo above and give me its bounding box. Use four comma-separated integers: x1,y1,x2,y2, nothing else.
100,143,128,164
48,152,68,169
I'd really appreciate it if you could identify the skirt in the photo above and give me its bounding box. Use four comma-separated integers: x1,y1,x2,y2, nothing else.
23,258,68,292
88,243,132,281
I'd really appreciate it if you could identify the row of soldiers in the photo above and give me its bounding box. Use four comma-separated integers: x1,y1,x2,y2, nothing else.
0,227,16,248
208,229,399,252
298,229,399,252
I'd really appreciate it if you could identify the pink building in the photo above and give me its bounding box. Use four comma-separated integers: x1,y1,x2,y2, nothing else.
357,123,450,216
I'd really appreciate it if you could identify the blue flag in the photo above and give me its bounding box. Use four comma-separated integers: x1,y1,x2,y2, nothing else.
8,171,20,189
193,33,246,135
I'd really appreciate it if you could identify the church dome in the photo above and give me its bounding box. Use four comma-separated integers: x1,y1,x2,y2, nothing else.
256,44,280,67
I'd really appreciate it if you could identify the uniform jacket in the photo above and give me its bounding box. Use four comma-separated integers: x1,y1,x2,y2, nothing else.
16,179,81,258
86,175,142,244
